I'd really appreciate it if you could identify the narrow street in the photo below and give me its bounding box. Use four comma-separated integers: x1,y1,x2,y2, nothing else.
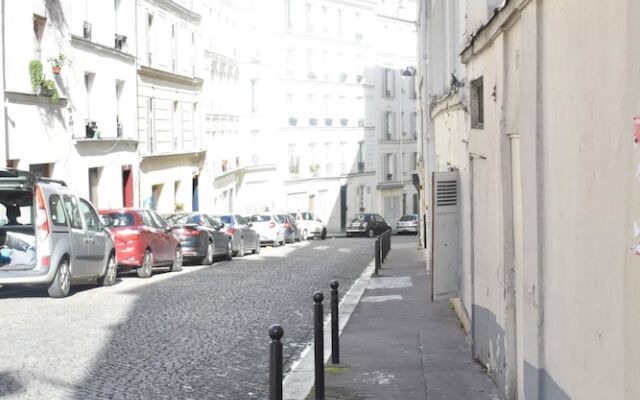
0,236,396,400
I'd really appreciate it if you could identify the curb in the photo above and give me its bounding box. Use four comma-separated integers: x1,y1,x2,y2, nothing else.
282,258,375,400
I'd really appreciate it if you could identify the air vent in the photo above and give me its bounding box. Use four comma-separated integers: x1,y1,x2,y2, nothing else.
436,180,457,206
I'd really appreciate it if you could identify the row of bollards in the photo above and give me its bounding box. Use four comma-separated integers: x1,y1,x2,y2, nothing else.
269,280,341,400
374,229,392,275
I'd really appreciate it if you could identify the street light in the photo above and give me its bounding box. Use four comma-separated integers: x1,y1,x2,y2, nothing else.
401,66,417,77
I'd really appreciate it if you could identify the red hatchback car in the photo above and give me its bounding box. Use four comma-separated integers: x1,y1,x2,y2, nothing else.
98,208,183,278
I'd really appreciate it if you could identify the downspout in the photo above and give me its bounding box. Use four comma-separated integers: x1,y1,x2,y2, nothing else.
1,0,7,166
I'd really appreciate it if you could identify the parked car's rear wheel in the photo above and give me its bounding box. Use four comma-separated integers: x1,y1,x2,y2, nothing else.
367,228,374,238
48,258,71,298
302,229,308,241
252,237,261,254
321,228,327,240
98,254,117,287
170,248,183,272
137,250,153,278
225,240,233,261
237,238,245,257
203,240,214,265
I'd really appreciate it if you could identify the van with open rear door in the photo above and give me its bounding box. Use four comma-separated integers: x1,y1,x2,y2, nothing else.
0,169,116,298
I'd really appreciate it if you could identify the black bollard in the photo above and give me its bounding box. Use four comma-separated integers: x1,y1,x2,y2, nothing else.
269,325,284,400
330,280,339,364
313,291,325,400
375,238,381,274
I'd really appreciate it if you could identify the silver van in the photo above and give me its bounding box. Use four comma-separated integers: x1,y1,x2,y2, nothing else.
0,169,116,298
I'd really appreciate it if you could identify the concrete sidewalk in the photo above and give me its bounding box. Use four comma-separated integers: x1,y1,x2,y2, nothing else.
314,237,499,400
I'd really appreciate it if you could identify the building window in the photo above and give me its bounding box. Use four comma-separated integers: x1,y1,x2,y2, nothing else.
88,167,101,208
307,49,316,79
146,14,154,65
306,3,313,33
84,72,95,124
411,112,417,139
286,48,294,77
471,77,484,129
383,68,395,97
285,0,292,30
384,154,393,181
357,142,365,172
337,9,343,37
321,6,328,33
324,142,333,175
288,144,299,174
339,142,347,173
116,80,124,137
408,75,417,99
309,143,319,176
33,14,46,58
383,111,395,140
250,79,257,114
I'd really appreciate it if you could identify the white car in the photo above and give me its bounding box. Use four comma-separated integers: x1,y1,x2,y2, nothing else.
290,211,327,240
249,214,285,247
395,214,419,234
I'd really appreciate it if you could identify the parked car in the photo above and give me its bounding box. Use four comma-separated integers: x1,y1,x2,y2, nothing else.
346,213,391,237
249,213,285,247
165,212,233,264
99,208,182,278
290,211,327,240
0,169,117,298
396,214,419,234
216,214,260,257
276,214,300,243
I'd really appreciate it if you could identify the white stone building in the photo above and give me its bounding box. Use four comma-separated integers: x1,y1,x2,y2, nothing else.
1,0,139,210
135,0,205,214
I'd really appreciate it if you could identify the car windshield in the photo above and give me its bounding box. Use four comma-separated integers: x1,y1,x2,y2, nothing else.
276,215,288,223
399,215,417,221
251,214,271,222
351,215,366,222
167,213,201,225
219,215,233,224
105,212,134,227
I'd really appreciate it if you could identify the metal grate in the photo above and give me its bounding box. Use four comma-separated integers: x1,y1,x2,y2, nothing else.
436,180,457,206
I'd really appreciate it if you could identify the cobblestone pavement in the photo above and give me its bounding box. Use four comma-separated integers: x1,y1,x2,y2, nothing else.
0,236,383,399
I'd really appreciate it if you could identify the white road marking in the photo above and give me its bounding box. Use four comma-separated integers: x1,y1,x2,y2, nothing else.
367,276,413,289
360,294,403,303
313,245,329,250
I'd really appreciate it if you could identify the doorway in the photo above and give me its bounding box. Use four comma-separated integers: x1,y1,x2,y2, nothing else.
192,175,199,211
122,167,133,207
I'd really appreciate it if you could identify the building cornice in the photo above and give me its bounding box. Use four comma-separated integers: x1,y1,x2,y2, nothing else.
376,13,416,25
5,91,68,107
140,148,206,159
138,65,204,86
213,163,278,181
461,0,531,63
143,0,201,23
71,35,136,63
73,137,139,147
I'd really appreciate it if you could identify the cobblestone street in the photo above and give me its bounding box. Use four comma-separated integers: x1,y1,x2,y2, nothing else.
0,237,386,399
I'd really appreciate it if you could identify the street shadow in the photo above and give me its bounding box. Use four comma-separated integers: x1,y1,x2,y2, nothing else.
524,362,571,400
0,371,24,398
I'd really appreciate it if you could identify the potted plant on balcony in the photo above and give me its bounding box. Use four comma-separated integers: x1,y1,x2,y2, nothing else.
338,72,347,82
324,118,333,126
288,117,298,126
357,74,364,83
309,163,321,177
340,118,348,126
85,120,98,138
309,117,318,126
48,53,70,74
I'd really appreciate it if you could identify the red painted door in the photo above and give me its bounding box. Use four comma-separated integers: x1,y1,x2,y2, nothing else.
122,168,133,207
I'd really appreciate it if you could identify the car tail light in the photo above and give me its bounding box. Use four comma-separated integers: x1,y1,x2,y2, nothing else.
35,185,50,268
268,221,276,228
187,229,202,236
284,222,290,229
363,222,368,227
119,229,141,241
226,227,237,235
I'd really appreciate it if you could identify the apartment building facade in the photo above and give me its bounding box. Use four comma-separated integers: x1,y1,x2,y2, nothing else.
135,0,205,214
419,0,640,398
2,1,139,209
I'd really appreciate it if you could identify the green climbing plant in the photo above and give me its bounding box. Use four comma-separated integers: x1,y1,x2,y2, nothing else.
29,60,43,93
41,79,60,103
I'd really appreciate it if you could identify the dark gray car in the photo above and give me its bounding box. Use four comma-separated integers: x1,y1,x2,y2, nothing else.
217,214,260,257
0,169,117,298
165,213,233,264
